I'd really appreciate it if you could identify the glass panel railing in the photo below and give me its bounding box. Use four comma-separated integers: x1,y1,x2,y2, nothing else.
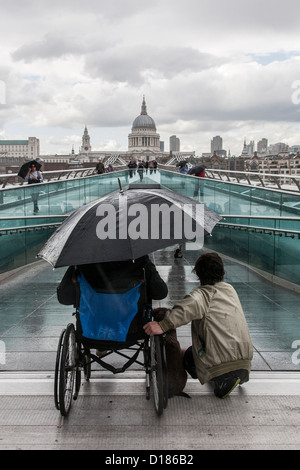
0,171,130,273
1,168,300,286
274,232,300,282
0,170,160,273
0,227,57,273
158,169,300,286
0,170,130,219
159,169,300,218
3,168,297,220
205,223,300,286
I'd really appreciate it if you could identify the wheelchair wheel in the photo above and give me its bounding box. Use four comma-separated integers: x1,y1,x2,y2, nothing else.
54,323,77,416
83,350,91,381
73,341,82,401
150,335,168,416
54,328,65,410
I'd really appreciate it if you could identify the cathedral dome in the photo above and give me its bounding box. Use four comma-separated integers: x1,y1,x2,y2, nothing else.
132,96,156,130
132,114,156,130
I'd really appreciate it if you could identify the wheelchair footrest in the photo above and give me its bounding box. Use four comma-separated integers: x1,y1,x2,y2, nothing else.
89,343,143,374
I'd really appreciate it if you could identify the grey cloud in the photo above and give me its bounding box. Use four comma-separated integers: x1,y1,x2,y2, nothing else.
138,59,300,126
161,0,300,32
4,0,300,69
1,0,158,23
84,46,225,85
12,33,97,63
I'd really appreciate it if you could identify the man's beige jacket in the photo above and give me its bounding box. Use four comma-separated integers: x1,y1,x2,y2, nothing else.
159,281,253,384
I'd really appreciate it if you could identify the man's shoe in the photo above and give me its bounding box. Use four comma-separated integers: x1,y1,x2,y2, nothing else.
238,370,249,385
214,377,241,399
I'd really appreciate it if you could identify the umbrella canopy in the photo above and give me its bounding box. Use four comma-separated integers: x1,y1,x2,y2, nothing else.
37,185,221,267
18,160,42,179
188,165,206,175
176,160,188,167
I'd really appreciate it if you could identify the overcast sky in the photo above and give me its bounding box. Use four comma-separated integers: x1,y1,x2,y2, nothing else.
0,0,300,156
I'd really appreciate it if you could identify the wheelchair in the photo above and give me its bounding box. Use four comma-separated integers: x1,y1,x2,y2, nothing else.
54,271,169,417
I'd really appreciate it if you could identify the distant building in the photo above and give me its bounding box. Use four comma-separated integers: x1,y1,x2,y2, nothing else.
289,145,300,154
128,96,161,160
170,135,180,152
211,136,223,154
247,140,255,156
210,151,228,169
41,97,194,167
243,152,300,184
81,126,92,153
0,137,40,160
257,138,268,154
196,151,231,171
210,135,226,157
241,139,249,157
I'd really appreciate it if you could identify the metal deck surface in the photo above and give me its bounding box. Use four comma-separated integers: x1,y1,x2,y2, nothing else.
0,249,299,450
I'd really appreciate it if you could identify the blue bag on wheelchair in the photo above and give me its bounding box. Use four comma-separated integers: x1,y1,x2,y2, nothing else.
77,272,142,342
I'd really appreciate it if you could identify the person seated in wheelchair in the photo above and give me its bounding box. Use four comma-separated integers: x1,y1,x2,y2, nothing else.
57,255,168,348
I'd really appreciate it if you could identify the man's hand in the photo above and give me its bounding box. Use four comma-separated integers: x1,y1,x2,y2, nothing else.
143,321,164,336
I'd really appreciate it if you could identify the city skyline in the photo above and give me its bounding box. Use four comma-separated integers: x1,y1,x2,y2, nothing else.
0,125,297,160
0,0,300,156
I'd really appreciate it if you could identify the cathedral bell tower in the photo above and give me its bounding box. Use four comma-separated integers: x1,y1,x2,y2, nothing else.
81,125,92,153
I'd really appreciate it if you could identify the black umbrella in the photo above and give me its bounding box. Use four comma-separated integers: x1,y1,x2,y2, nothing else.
37,185,221,267
188,165,206,175
18,160,42,179
176,160,188,167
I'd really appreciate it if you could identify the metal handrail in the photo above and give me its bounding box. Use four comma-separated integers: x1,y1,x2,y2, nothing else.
217,222,300,238
159,166,300,193
2,166,300,192
0,222,62,236
1,214,299,221
0,166,125,189
204,169,300,192
0,215,68,220
1,219,299,238
221,215,300,220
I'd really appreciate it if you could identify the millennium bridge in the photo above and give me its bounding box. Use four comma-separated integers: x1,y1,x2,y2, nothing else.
0,166,299,450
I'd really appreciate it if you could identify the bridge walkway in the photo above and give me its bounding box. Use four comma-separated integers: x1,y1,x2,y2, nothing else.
0,248,299,450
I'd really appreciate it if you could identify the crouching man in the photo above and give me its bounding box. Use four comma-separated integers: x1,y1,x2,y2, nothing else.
143,252,253,399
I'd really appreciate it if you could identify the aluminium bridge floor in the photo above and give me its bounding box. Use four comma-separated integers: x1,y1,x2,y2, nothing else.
0,248,299,450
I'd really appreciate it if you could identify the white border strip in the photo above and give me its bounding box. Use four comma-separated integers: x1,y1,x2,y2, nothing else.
0,371,299,396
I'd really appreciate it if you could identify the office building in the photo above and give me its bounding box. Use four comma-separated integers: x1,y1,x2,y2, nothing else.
211,136,223,154
170,135,180,152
